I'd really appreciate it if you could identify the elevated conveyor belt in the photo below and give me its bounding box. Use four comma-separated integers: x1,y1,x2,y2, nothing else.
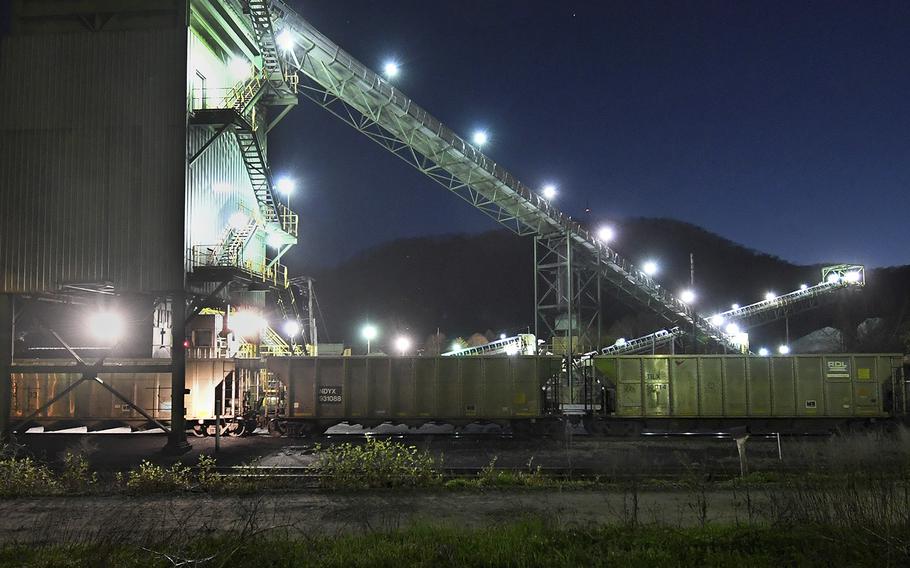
714,264,865,328
442,334,536,357
266,0,741,351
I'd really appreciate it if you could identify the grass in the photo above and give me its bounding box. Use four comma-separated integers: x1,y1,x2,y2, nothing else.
0,519,904,567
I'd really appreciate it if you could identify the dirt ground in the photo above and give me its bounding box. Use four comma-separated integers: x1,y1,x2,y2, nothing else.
0,489,759,544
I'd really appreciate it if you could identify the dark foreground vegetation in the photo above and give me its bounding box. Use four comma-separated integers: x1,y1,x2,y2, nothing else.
1,520,907,568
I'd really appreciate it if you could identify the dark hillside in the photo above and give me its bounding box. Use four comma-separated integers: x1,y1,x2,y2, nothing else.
311,219,909,354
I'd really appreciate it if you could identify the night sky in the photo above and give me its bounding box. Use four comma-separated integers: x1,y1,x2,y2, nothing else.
270,0,910,273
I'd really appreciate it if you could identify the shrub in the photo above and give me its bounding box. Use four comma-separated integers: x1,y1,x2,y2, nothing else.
124,460,192,493
0,456,60,496
60,452,97,492
314,438,441,489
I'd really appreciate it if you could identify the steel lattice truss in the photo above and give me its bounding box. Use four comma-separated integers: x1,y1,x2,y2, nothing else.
266,0,859,353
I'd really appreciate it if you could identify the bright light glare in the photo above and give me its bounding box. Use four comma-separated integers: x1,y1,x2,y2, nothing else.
275,176,295,196
361,324,378,341
710,314,725,327
499,333,507,340
596,226,615,242
731,303,740,310
267,233,283,249
827,273,841,284
229,211,248,229
542,184,557,200
231,311,266,337
845,271,861,283
764,292,777,301
394,335,411,353
229,57,251,80
283,320,300,337
680,289,696,304
758,347,770,356
725,323,740,335
382,60,400,78
88,311,125,343
471,130,489,146
276,30,295,51
642,260,658,277
615,338,626,346
778,344,791,355
504,344,519,356
451,341,462,352
799,284,808,291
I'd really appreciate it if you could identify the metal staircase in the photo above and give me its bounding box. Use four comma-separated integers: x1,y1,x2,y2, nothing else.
244,0,286,87
219,217,258,266
233,118,280,224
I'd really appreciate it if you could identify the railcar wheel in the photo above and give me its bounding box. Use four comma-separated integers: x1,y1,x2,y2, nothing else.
192,425,206,437
228,422,246,437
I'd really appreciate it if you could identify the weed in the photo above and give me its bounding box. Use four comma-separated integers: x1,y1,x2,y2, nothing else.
314,438,442,489
0,456,59,496
124,460,192,493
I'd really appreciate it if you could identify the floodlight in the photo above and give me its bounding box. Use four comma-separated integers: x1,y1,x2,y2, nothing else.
504,344,519,356
275,176,295,196
394,335,411,354
596,226,615,242
758,347,770,356
710,314,724,327
471,130,489,146
725,322,740,335
778,345,791,355
845,271,861,284
88,311,125,343
542,184,557,200
764,292,777,301
451,341,462,352
680,289,696,304
382,60,400,78
615,338,626,346
267,232,283,249
827,273,841,284
231,311,266,337
361,324,378,341
277,30,295,51
799,284,808,291
499,333,507,340
642,260,659,277
283,320,300,337
731,303,740,310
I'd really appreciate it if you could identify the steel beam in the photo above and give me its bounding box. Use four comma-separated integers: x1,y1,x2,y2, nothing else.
0,296,12,442
163,293,190,454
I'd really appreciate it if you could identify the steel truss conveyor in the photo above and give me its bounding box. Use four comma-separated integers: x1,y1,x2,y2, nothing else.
263,2,862,354
264,1,741,352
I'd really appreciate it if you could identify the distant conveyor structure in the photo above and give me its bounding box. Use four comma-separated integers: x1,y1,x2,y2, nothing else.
264,0,863,353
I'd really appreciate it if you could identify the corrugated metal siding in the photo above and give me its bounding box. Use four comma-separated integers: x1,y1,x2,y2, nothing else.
185,127,260,257
0,29,187,293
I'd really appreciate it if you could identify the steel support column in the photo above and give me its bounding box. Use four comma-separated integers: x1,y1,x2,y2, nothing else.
0,295,12,442
534,235,600,355
163,293,190,454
